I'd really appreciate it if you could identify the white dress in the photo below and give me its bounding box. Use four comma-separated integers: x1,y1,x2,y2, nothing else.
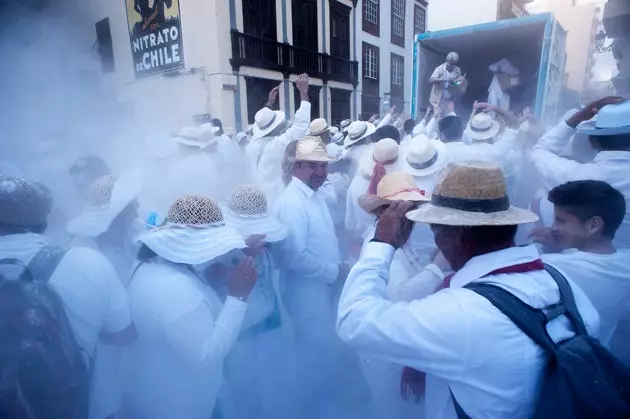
123,259,247,419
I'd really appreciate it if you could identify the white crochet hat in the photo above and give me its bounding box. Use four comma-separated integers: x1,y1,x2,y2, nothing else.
67,169,144,237
138,194,246,264
223,185,287,243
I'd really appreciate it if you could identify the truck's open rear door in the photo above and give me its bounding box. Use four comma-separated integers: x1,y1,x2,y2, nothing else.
537,17,568,124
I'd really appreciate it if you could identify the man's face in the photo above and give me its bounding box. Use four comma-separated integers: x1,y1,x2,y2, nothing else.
446,60,457,71
551,206,595,250
293,161,328,190
430,224,467,271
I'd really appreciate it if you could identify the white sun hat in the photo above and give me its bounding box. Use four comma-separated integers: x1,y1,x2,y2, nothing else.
406,161,539,226
358,138,400,179
173,126,218,149
401,134,448,177
253,107,286,139
358,172,429,214
67,168,144,237
340,119,352,132
329,126,344,144
577,100,630,136
344,121,376,148
464,112,501,142
223,184,287,243
138,194,246,265
309,118,330,136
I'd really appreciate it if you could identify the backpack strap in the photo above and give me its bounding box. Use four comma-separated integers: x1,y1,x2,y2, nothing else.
24,245,68,284
464,282,558,354
543,264,588,336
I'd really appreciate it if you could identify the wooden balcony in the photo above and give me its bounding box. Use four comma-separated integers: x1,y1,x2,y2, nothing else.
230,30,359,86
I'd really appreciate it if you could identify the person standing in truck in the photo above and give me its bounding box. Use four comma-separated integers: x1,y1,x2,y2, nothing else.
429,52,462,118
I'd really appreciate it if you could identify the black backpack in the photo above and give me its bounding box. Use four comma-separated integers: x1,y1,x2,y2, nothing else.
451,264,630,419
0,245,90,419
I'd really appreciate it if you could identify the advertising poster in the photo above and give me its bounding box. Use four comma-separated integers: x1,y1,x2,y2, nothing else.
124,0,185,78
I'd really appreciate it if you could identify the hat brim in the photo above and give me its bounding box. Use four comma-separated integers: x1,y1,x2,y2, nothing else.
464,121,501,141
309,127,330,136
253,111,286,139
576,119,630,136
224,212,287,243
138,224,246,265
358,191,430,214
400,140,448,177
344,123,377,148
295,153,336,163
67,169,144,237
406,203,539,226
172,137,217,149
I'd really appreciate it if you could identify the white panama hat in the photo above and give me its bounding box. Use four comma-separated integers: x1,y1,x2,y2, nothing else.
309,118,330,136
295,136,336,162
223,185,287,243
577,101,630,136
401,134,447,177
344,121,377,148
253,107,286,139
407,161,538,226
464,113,501,142
326,143,349,161
138,194,246,265
67,168,144,237
173,126,218,149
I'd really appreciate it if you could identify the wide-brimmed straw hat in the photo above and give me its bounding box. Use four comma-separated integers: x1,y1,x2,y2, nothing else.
359,172,429,213
309,118,330,136
67,169,144,237
223,185,287,243
329,127,343,144
173,126,218,149
359,138,399,178
253,107,286,139
401,134,447,177
326,143,349,161
577,100,630,136
464,113,501,141
406,161,539,226
344,121,376,148
138,194,246,265
295,136,336,162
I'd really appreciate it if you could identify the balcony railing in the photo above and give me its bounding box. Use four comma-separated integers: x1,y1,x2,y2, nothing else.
230,30,358,85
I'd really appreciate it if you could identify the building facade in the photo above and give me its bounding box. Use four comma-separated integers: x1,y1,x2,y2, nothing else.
427,0,531,31
527,0,601,94
355,0,428,119
89,0,425,134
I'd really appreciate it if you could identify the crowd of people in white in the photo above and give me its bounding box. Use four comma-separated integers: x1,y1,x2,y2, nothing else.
1,72,630,419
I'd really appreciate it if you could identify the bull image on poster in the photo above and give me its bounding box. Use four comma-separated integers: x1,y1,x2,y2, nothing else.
125,0,185,78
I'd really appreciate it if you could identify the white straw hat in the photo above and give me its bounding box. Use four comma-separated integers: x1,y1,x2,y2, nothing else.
464,113,501,142
309,118,330,136
359,138,399,179
173,126,218,149
295,136,336,162
358,172,429,213
401,134,447,177
223,185,287,243
340,119,352,132
138,194,246,265
253,107,286,139
67,168,144,237
344,121,376,148
326,143,349,161
406,161,539,226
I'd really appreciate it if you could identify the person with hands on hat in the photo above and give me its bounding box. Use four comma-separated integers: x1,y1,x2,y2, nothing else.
246,74,312,205
530,96,630,249
337,161,599,419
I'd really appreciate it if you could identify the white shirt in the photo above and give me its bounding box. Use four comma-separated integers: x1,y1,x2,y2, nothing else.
124,259,247,419
275,177,341,321
246,101,311,205
531,121,630,248
344,173,375,238
0,233,132,419
543,249,630,348
337,243,599,419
